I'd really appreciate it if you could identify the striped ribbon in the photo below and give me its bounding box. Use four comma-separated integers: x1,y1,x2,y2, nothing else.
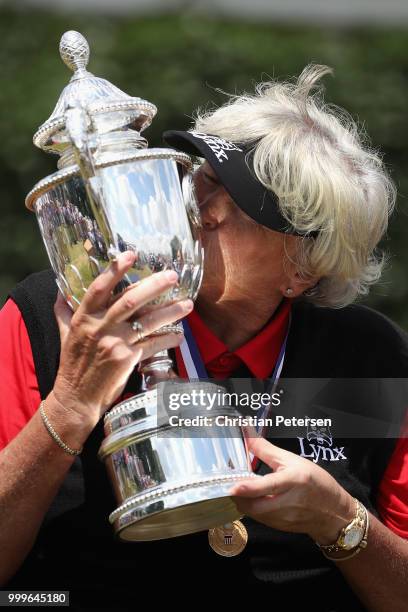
176,317,290,470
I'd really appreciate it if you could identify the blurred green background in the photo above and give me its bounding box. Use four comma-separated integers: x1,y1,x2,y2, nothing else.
1,6,407,327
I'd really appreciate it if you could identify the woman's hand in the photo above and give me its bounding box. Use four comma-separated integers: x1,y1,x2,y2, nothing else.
51,250,193,428
230,433,356,545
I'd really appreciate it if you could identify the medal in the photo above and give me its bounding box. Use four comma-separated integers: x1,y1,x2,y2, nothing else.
208,520,248,557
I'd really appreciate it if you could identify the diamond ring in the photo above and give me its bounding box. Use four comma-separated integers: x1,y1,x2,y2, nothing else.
130,319,145,343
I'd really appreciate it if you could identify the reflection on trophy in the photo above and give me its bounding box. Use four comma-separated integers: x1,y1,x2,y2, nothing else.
26,31,253,541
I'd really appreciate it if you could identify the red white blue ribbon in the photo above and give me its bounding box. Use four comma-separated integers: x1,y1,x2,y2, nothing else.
178,316,290,470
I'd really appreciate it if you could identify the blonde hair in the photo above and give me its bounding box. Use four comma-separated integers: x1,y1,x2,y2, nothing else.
193,64,396,308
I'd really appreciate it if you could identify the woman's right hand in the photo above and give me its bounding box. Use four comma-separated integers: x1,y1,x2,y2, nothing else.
50,250,192,429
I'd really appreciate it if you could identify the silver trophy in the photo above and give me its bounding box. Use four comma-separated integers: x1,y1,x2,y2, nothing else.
26,31,253,541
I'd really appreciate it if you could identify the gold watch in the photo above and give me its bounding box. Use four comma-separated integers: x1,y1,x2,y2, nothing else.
316,498,368,555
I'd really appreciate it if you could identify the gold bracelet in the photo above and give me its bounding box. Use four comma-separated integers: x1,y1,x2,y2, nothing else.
321,545,362,562
39,401,82,456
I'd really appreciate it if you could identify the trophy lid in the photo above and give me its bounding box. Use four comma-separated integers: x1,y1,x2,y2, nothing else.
33,31,157,154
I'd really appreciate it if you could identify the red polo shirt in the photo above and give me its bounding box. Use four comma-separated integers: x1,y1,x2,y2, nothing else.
0,298,407,538
175,299,291,379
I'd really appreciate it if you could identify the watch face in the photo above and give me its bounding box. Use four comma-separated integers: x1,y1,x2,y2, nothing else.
344,527,362,549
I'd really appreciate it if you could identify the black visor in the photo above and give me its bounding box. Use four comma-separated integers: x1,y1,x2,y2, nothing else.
163,130,311,236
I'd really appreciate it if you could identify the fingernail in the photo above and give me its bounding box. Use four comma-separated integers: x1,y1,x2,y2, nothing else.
164,270,178,282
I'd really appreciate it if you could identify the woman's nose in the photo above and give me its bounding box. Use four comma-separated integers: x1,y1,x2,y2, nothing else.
198,198,219,231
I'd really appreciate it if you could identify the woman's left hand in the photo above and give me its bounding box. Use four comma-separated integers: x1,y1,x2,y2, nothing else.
230,434,356,545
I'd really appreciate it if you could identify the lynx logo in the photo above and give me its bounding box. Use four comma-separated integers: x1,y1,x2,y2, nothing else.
297,422,347,463
190,131,243,163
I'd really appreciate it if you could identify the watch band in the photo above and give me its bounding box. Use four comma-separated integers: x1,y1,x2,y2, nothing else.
320,510,369,562
316,498,368,556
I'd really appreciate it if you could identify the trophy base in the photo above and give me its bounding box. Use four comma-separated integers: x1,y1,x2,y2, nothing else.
110,475,253,541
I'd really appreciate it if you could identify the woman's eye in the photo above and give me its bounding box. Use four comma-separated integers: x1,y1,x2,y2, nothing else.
203,173,219,186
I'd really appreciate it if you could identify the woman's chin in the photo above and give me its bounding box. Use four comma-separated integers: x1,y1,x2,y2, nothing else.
197,281,224,305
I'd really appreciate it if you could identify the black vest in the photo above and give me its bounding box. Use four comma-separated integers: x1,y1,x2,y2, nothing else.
6,270,408,610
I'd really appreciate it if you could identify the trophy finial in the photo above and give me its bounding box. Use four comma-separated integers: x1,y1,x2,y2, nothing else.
59,31,90,74
33,30,157,153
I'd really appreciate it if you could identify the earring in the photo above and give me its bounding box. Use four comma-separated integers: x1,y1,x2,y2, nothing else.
285,288,293,296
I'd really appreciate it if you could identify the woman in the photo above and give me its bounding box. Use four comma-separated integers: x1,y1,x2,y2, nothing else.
0,65,407,610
